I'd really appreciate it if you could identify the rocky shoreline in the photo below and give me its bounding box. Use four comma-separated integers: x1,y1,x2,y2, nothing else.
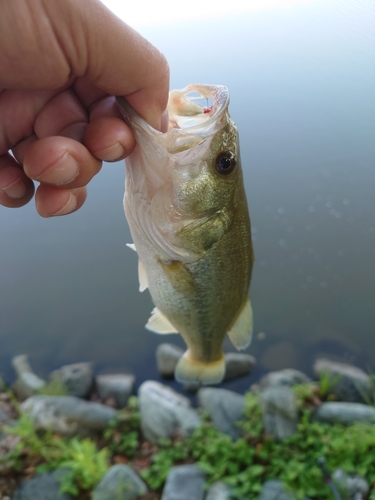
0,345,374,500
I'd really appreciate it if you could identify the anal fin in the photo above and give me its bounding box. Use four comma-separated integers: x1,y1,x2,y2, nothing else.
227,297,253,350
175,350,225,385
145,307,177,334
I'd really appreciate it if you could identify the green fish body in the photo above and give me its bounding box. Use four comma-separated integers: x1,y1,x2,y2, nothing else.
117,84,254,384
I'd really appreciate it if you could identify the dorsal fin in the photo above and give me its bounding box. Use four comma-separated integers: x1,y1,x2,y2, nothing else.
227,298,253,350
145,307,178,334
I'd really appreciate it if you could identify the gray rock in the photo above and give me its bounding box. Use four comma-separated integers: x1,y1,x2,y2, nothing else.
0,374,6,392
259,369,312,390
13,373,46,400
224,353,256,381
161,465,205,500
138,381,200,443
260,386,298,440
11,354,46,399
96,374,135,408
12,354,34,376
198,388,245,440
92,464,147,500
21,395,116,436
0,403,12,425
50,362,93,398
0,406,9,424
205,481,233,500
156,343,184,377
258,480,297,500
313,358,371,403
314,402,375,425
183,381,201,393
332,468,369,500
12,469,73,500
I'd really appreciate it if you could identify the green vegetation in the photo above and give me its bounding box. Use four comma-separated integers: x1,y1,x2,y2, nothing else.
103,396,141,458
318,371,341,400
37,379,69,396
2,388,375,499
55,439,110,495
3,415,110,495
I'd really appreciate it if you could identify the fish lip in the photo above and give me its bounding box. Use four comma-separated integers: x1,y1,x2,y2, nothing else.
116,84,229,140
168,83,230,133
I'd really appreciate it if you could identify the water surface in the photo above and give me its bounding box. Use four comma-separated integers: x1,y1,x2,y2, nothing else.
0,0,374,390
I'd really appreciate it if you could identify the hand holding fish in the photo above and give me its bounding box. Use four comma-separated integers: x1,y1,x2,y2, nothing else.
0,0,169,217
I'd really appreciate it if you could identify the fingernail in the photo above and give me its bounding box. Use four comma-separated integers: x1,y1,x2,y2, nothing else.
1,177,27,199
37,153,79,185
96,142,125,161
52,193,77,216
161,109,169,133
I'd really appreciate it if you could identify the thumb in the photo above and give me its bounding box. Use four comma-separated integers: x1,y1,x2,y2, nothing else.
47,0,170,130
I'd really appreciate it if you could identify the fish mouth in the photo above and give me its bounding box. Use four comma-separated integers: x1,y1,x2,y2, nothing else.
163,84,230,154
117,84,230,154
167,84,229,132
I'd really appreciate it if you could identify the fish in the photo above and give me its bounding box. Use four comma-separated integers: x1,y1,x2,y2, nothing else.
117,84,254,385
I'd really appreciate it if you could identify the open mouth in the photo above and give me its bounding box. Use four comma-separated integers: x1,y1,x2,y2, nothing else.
167,84,229,131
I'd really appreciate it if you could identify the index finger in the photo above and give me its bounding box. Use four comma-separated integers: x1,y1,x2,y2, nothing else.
44,0,170,130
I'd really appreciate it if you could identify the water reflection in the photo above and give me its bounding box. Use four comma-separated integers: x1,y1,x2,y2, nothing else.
0,0,374,388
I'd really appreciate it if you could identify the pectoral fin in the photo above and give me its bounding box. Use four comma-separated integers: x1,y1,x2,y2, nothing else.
227,298,253,350
138,259,148,292
158,259,196,293
145,307,178,334
126,243,148,292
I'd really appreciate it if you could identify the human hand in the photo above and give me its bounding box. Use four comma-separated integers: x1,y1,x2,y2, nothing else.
0,0,169,216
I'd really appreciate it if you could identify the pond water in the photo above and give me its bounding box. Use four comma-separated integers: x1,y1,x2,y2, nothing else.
0,0,374,393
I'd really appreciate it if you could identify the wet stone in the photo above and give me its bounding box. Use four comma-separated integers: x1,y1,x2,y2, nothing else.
49,362,94,399
156,343,184,378
12,355,34,377
332,468,369,500
11,355,46,400
314,402,375,425
0,401,13,426
205,481,234,500
12,469,73,500
258,480,297,500
0,375,6,392
21,395,116,437
138,381,200,443
224,353,256,381
198,388,245,440
161,465,205,500
313,358,371,403
96,374,135,408
92,464,147,500
260,386,298,440
259,369,311,390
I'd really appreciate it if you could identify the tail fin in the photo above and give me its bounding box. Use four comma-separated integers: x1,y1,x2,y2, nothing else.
175,350,225,385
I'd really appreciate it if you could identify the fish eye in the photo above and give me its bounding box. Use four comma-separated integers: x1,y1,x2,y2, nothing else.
214,151,236,175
